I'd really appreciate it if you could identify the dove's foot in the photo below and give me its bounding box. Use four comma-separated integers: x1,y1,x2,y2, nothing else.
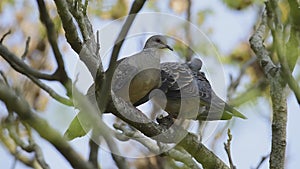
156,114,174,129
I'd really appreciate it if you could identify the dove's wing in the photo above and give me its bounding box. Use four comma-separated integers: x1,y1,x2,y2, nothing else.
112,49,161,104
160,62,199,99
193,71,247,120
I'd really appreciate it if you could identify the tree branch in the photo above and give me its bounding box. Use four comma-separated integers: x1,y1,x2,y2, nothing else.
114,123,201,169
0,127,42,168
53,0,83,53
0,82,95,169
36,0,71,88
266,0,300,105
21,37,31,59
109,91,230,169
66,0,94,43
227,57,257,100
249,12,277,77
0,44,73,106
185,0,193,61
250,10,287,169
88,130,100,169
224,129,236,169
0,29,11,44
96,0,146,112
0,44,57,80
254,154,270,169
55,0,101,79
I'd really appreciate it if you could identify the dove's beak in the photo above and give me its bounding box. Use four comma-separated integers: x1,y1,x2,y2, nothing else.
165,45,173,51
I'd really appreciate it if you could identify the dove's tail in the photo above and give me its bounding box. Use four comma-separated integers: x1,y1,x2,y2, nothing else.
225,104,247,119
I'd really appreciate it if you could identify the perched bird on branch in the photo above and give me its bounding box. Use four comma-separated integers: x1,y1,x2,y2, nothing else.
112,35,173,107
113,35,245,121
163,58,246,120
65,35,173,139
135,58,246,121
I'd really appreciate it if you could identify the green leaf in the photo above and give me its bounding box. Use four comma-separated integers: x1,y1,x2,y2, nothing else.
64,112,92,140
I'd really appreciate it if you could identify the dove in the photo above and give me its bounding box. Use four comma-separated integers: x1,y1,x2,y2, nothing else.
135,58,246,121
112,35,173,106
159,58,246,120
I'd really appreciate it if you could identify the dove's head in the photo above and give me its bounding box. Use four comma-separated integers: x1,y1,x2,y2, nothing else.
187,58,203,72
144,35,173,51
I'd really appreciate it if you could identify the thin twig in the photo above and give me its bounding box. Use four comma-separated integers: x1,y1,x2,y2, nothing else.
53,0,83,53
227,57,257,100
83,0,89,15
0,30,11,44
25,73,73,106
0,44,57,80
21,37,31,60
0,45,73,106
254,154,270,169
104,133,129,169
59,0,100,79
96,0,146,113
185,0,193,61
88,130,100,169
114,123,201,169
0,129,40,168
96,30,100,57
0,82,95,169
5,115,49,168
224,129,236,169
25,124,50,169
66,0,94,42
36,0,71,87
0,71,9,85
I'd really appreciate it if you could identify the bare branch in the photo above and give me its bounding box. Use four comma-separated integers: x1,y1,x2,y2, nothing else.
266,1,300,105
53,0,83,53
21,37,31,60
249,12,277,77
66,0,94,42
0,30,11,44
0,71,9,85
25,124,50,169
250,9,287,169
55,0,101,79
0,44,57,80
0,82,95,169
224,129,236,169
110,91,230,169
227,57,257,100
253,154,270,169
185,0,193,61
0,128,41,168
179,133,230,169
88,130,100,169
0,44,73,106
97,127,129,169
36,0,71,87
114,123,201,169
96,0,146,114
36,0,63,69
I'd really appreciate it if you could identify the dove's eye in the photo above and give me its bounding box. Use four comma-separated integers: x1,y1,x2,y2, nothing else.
155,39,161,43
